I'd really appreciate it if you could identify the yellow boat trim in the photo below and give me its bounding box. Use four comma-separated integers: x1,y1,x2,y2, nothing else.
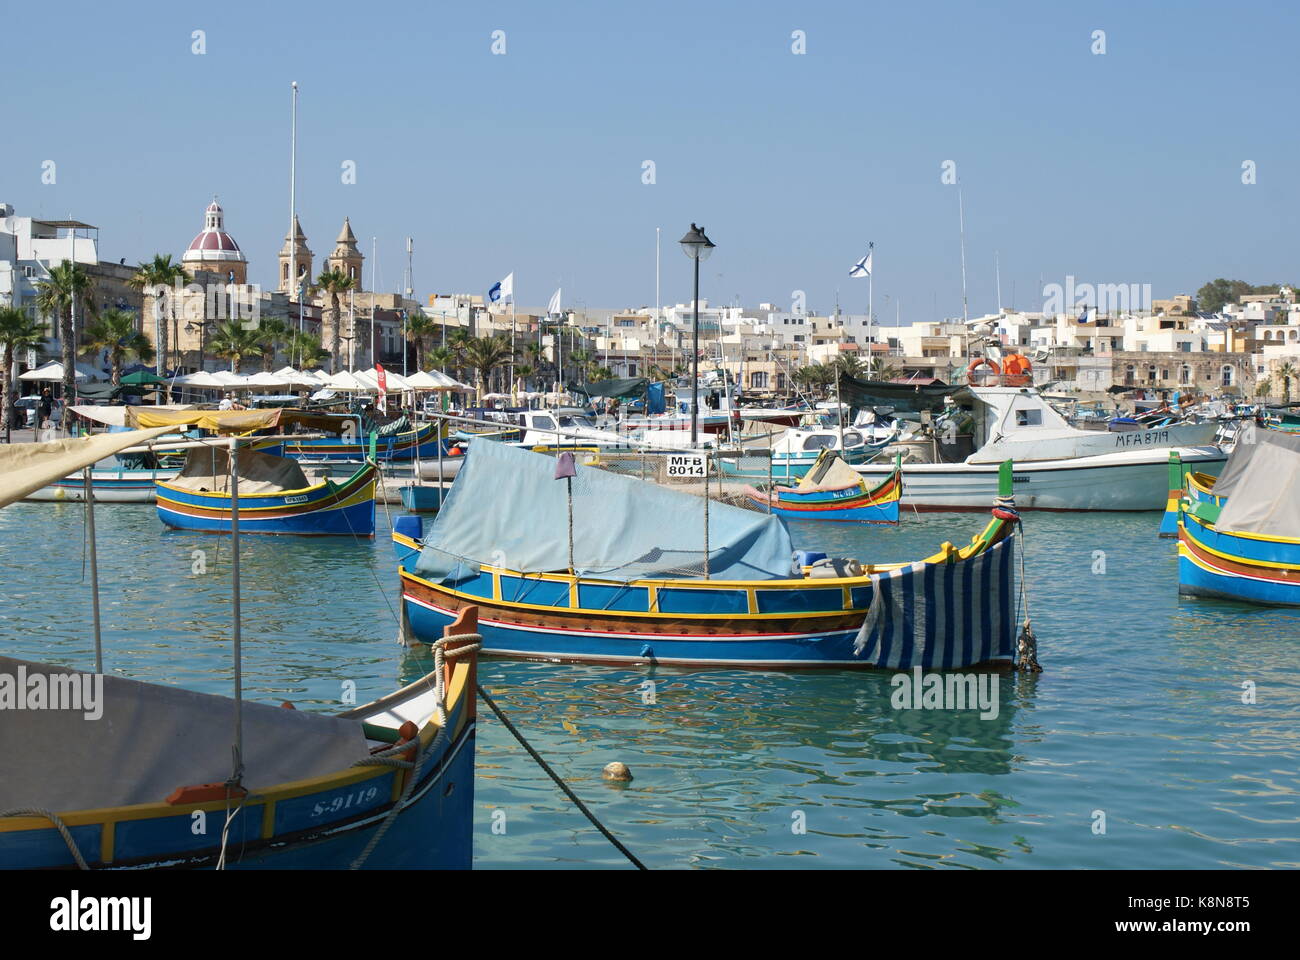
1181,505,1300,550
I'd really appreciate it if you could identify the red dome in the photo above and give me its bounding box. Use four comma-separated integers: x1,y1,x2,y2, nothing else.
186,230,242,253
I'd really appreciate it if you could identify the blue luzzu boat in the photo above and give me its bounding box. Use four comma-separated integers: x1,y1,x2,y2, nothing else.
392,439,1025,670
156,446,376,536
0,429,478,869
1176,425,1300,606
742,451,901,523
0,612,479,869
283,418,446,462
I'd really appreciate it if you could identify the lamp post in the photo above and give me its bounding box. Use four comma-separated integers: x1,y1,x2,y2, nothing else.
679,223,715,445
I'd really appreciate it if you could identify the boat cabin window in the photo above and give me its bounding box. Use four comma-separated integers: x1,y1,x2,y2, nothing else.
1015,409,1042,427
533,416,556,430
843,431,863,447
803,434,835,451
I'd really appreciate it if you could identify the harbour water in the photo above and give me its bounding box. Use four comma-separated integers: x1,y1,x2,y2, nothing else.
2,501,1296,869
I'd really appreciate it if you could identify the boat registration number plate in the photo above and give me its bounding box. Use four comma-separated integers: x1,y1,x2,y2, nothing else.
284,495,309,504
666,454,707,478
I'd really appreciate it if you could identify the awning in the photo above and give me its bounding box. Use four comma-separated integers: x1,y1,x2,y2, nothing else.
0,427,176,508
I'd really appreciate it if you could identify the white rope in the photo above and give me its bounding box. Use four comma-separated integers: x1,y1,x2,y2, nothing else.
1,807,89,869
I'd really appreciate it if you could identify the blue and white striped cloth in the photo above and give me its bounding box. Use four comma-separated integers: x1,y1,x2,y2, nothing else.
853,534,1017,669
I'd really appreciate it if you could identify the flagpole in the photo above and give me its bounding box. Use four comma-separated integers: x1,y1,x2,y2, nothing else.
868,242,874,351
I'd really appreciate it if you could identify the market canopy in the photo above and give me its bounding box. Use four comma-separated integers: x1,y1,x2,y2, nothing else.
69,404,196,427
405,370,470,391
19,361,103,382
120,370,170,386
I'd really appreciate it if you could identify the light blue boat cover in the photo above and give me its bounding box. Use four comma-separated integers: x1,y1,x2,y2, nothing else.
415,439,794,582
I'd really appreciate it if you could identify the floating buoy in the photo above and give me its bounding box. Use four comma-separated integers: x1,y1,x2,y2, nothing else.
602,762,633,782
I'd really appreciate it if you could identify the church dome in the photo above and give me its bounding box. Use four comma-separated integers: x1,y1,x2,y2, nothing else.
183,198,247,264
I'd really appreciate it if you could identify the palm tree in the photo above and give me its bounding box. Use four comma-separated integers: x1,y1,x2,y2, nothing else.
516,364,535,391
462,336,514,399
426,346,455,373
315,269,355,371
0,306,44,437
1256,378,1272,400
833,353,865,379
256,318,293,372
34,261,98,404
865,356,902,381
1279,362,1297,403
127,254,191,374
209,320,265,374
80,309,155,386
404,312,438,371
286,330,330,370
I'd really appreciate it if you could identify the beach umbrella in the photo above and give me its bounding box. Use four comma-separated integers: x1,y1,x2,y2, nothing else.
119,370,169,386
19,360,103,382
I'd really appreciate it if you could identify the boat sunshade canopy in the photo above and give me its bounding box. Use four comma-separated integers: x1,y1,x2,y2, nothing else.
838,375,962,415
415,438,795,582
167,446,311,495
570,377,647,399
0,656,368,812
795,450,866,492
0,427,175,508
125,407,347,434
1213,425,1300,538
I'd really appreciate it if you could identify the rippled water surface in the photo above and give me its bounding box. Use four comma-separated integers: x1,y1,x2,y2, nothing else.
1,501,1297,869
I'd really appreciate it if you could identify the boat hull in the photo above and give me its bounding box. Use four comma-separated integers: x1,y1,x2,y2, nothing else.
25,470,176,503
1178,510,1300,606
853,447,1226,511
399,484,444,513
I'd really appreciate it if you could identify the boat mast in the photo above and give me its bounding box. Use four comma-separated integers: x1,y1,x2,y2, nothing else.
83,467,103,672
958,182,970,325
229,439,244,788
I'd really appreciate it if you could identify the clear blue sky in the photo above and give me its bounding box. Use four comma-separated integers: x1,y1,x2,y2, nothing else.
4,0,1296,321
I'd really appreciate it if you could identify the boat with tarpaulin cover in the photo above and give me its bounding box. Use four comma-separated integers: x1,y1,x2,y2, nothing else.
0,429,478,869
392,438,1029,670
743,450,902,523
156,446,377,536
1176,423,1300,606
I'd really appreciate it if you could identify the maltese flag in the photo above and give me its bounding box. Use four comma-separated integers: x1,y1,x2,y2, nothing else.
849,244,874,279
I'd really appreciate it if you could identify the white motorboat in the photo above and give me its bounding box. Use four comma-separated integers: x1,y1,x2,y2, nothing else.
852,385,1226,510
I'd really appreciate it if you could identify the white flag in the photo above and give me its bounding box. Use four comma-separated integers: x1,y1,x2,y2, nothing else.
849,248,873,279
500,272,514,303
548,287,562,315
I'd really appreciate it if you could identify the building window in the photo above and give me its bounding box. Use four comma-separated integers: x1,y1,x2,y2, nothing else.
1180,365,1191,384
776,373,787,391
750,371,768,389
1125,364,1135,385
1221,365,1234,387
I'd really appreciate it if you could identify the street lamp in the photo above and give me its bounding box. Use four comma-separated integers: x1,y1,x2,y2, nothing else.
679,223,715,444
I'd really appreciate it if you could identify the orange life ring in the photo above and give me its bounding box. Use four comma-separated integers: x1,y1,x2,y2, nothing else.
967,357,1001,385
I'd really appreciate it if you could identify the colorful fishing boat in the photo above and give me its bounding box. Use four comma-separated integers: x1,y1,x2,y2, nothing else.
743,451,901,523
392,439,1027,670
0,429,479,870
0,614,478,870
156,447,377,536
1159,451,1224,535
283,418,446,462
1177,425,1300,606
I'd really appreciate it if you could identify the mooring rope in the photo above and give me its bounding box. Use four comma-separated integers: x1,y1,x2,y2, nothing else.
1,807,89,869
347,635,480,869
475,682,647,870
995,496,1042,673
